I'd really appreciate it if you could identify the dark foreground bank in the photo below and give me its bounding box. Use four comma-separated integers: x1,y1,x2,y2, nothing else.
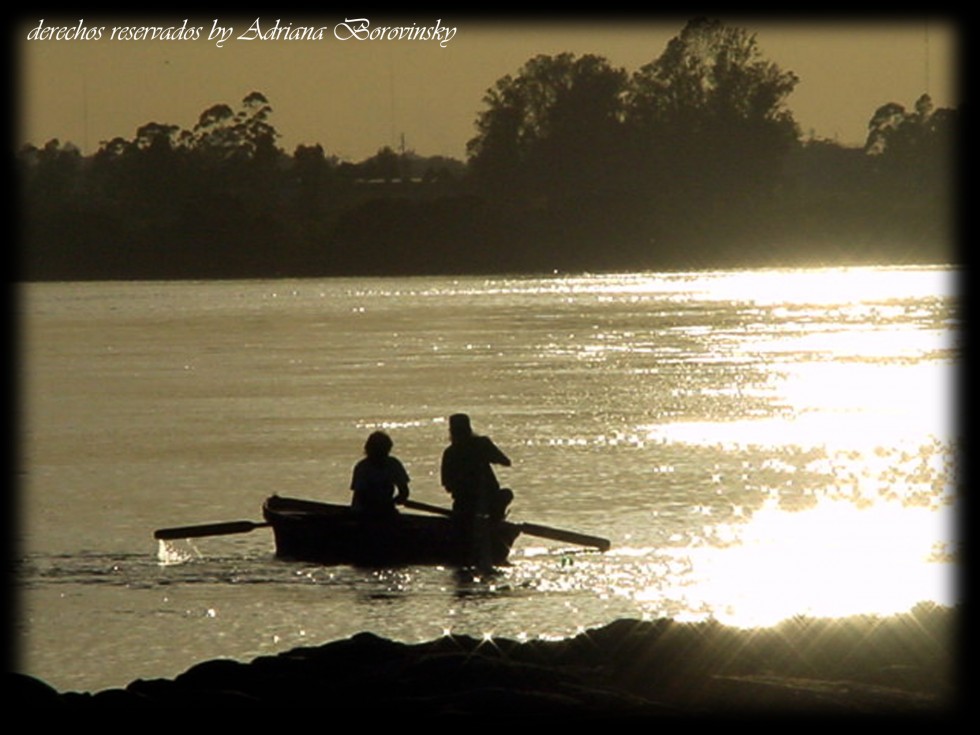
12,604,959,717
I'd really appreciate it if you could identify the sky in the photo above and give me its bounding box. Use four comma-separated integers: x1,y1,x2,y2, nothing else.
16,14,960,162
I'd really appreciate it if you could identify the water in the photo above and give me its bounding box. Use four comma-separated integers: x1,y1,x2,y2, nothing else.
15,265,961,693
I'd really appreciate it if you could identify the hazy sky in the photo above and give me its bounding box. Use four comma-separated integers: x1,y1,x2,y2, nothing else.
17,14,959,162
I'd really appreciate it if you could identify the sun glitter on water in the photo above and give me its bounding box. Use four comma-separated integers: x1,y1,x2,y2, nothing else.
668,495,958,628
618,265,959,627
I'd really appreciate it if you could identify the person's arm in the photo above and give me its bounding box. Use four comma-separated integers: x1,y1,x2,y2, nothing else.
394,470,410,503
395,480,410,503
392,458,411,503
349,462,363,509
483,437,511,467
440,448,454,494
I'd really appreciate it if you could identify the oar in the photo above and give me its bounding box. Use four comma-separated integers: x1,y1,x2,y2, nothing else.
153,520,271,541
400,499,611,552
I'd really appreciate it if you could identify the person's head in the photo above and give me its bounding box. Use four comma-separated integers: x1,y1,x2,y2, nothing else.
448,413,473,442
364,431,394,460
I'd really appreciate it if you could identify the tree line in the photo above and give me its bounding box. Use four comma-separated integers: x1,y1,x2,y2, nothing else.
18,18,957,281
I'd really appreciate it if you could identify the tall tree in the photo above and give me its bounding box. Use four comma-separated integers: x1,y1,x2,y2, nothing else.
863,93,956,251
625,17,800,245
628,18,798,133
189,91,281,163
865,93,956,187
466,52,629,204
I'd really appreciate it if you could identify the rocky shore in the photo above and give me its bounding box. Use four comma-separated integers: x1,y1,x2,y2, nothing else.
12,603,958,718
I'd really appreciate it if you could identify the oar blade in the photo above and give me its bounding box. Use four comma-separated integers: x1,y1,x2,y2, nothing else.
518,522,611,552
402,499,610,551
153,520,269,541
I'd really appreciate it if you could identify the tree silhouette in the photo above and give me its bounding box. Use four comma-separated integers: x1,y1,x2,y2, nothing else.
628,18,798,131
624,17,800,252
863,94,956,250
358,146,403,182
463,19,805,265
865,93,956,184
467,52,629,204
17,33,957,282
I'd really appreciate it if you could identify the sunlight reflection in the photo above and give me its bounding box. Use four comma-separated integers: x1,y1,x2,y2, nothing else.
746,324,951,361
641,356,952,453
640,497,957,628
776,361,950,418
643,415,949,455
681,265,953,306
555,265,953,304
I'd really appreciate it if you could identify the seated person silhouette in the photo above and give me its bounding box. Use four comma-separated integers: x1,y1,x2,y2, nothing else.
440,414,513,523
350,431,410,517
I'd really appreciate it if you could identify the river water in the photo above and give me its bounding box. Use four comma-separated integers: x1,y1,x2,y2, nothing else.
14,266,961,693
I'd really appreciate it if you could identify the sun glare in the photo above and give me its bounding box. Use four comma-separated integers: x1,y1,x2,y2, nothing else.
618,266,959,627
694,265,953,306
673,496,957,627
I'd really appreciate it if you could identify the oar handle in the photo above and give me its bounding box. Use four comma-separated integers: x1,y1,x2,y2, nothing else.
400,499,452,516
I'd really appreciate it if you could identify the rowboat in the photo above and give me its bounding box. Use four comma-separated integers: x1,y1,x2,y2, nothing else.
154,495,610,568
262,494,522,567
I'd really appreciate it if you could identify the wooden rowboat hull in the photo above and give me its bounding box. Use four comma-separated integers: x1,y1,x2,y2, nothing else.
262,495,521,567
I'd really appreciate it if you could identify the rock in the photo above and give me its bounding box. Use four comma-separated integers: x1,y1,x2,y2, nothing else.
14,606,958,717
7,673,63,706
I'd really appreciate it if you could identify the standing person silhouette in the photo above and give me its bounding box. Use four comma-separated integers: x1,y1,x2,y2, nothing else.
440,414,513,523
350,431,410,517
